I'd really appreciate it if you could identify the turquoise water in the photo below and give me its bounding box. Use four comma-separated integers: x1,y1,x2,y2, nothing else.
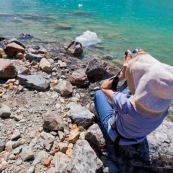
0,0,173,65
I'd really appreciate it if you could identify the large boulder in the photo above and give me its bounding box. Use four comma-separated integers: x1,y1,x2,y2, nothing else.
65,140,103,173
0,59,18,79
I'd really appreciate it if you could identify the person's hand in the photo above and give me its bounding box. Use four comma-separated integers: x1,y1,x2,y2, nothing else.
123,52,132,67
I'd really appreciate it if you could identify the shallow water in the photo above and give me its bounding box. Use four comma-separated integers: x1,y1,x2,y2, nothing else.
0,0,173,65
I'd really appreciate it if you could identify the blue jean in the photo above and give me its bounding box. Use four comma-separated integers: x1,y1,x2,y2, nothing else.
94,90,113,141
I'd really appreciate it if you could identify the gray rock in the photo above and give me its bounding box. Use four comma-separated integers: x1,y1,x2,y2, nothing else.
54,152,70,173
85,123,106,148
0,104,11,118
54,80,73,96
69,103,95,128
26,166,35,173
20,146,34,161
11,129,21,140
18,74,49,91
25,53,43,61
0,139,5,152
42,111,66,131
33,150,48,165
65,140,103,173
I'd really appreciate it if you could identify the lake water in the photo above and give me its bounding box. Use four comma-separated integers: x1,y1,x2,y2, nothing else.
0,0,173,65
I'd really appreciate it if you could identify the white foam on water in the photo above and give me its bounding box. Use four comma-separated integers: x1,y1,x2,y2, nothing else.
78,4,83,7
75,30,101,47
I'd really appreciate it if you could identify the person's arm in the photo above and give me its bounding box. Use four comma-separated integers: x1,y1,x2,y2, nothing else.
100,52,132,102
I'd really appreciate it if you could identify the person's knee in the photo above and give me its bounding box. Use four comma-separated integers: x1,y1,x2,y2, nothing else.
94,90,103,98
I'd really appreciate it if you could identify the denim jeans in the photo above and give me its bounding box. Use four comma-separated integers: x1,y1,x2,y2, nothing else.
94,90,113,141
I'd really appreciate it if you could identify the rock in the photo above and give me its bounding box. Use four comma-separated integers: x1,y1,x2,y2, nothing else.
25,53,43,61
20,146,34,161
57,60,67,68
54,152,70,172
86,57,106,79
56,23,72,30
58,142,68,153
39,58,52,72
15,52,24,59
0,140,5,152
7,38,25,48
68,124,80,144
65,140,103,173
4,42,25,57
43,158,51,167
0,161,7,172
11,129,21,140
18,74,49,91
64,40,83,56
0,104,11,118
33,151,48,165
68,68,89,86
85,123,106,148
45,167,55,173
69,103,94,128
54,80,73,96
42,111,66,131
66,148,73,158
0,59,18,79
26,166,35,173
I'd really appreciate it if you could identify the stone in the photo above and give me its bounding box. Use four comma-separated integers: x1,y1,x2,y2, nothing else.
68,125,80,144
65,140,103,173
0,59,18,79
18,74,49,91
58,142,68,153
54,152,70,172
42,111,66,131
26,166,35,173
68,68,89,86
66,148,73,158
25,53,43,61
69,103,95,128
54,80,73,96
0,104,11,118
33,151,48,165
45,167,55,173
0,161,7,172
20,146,34,161
11,129,21,140
15,52,24,59
4,42,25,57
0,140,5,152
85,123,106,148
57,60,67,68
56,23,72,29
39,58,52,72
64,40,83,56
86,57,106,79
43,158,51,167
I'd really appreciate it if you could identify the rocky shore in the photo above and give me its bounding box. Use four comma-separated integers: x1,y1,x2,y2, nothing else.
0,34,173,173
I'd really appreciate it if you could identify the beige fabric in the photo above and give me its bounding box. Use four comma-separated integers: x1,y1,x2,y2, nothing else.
125,53,173,117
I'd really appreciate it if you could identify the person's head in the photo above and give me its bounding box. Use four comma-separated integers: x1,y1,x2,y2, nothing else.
126,53,173,118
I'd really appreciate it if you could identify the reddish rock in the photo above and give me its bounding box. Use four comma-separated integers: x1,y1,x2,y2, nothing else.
44,158,51,167
0,59,18,79
4,42,25,57
68,125,80,144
